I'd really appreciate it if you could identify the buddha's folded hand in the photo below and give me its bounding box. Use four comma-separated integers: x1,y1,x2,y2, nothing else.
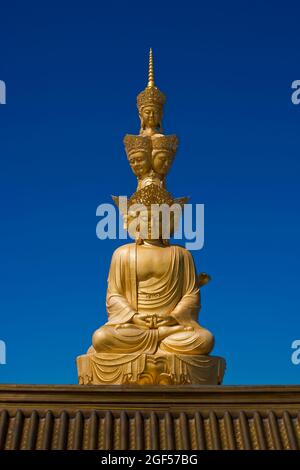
132,313,152,328
156,315,178,327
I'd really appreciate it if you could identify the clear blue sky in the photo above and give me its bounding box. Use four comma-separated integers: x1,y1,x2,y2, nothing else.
0,0,299,385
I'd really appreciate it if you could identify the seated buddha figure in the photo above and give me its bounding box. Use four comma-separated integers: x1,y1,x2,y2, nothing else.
92,184,214,358
77,50,225,386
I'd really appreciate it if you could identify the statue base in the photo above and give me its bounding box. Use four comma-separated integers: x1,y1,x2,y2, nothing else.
76,352,226,385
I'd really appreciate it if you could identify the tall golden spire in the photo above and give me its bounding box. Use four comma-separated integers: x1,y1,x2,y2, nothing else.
147,48,155,88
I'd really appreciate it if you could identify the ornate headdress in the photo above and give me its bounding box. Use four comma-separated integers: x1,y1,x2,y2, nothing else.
126,185,189,243
128,184,188,209
112,184,188,212
123,135,152,158
137,48,166,113
151,135,179,155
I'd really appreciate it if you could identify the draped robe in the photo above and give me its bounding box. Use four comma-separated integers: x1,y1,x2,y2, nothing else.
92,243,214,356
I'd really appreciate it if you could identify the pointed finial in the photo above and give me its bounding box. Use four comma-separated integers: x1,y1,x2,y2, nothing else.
147,48,155,88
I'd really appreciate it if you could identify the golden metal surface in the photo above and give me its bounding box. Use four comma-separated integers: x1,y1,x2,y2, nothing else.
77,50,225,385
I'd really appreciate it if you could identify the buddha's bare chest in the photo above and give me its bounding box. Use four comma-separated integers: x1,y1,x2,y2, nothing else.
136,246,171,281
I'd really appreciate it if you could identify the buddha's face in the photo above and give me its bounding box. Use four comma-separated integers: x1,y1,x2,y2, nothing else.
152,150,174,176
126,207,175,241
140,105,162,130
128,151,151,178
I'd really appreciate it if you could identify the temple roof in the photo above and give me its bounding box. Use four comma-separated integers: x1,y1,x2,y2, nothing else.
0,384,300,450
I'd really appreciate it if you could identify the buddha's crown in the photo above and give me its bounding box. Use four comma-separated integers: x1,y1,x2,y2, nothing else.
152,135,179,155
137,86,166,112
128,183,188,209
123,135,152,157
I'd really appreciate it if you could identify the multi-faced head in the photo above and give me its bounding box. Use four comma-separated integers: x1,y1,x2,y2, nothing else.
124,133,178,181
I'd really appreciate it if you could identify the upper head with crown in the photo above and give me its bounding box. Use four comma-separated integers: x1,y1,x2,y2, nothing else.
123,134,152,179
151,135,178,176
137,48,166,136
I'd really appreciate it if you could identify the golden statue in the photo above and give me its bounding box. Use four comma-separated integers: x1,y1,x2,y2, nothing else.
77,49,226,385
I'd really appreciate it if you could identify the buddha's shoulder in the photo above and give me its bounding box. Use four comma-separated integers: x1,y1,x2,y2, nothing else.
112,243,135,257
171,244,194,258
112,243,194,258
